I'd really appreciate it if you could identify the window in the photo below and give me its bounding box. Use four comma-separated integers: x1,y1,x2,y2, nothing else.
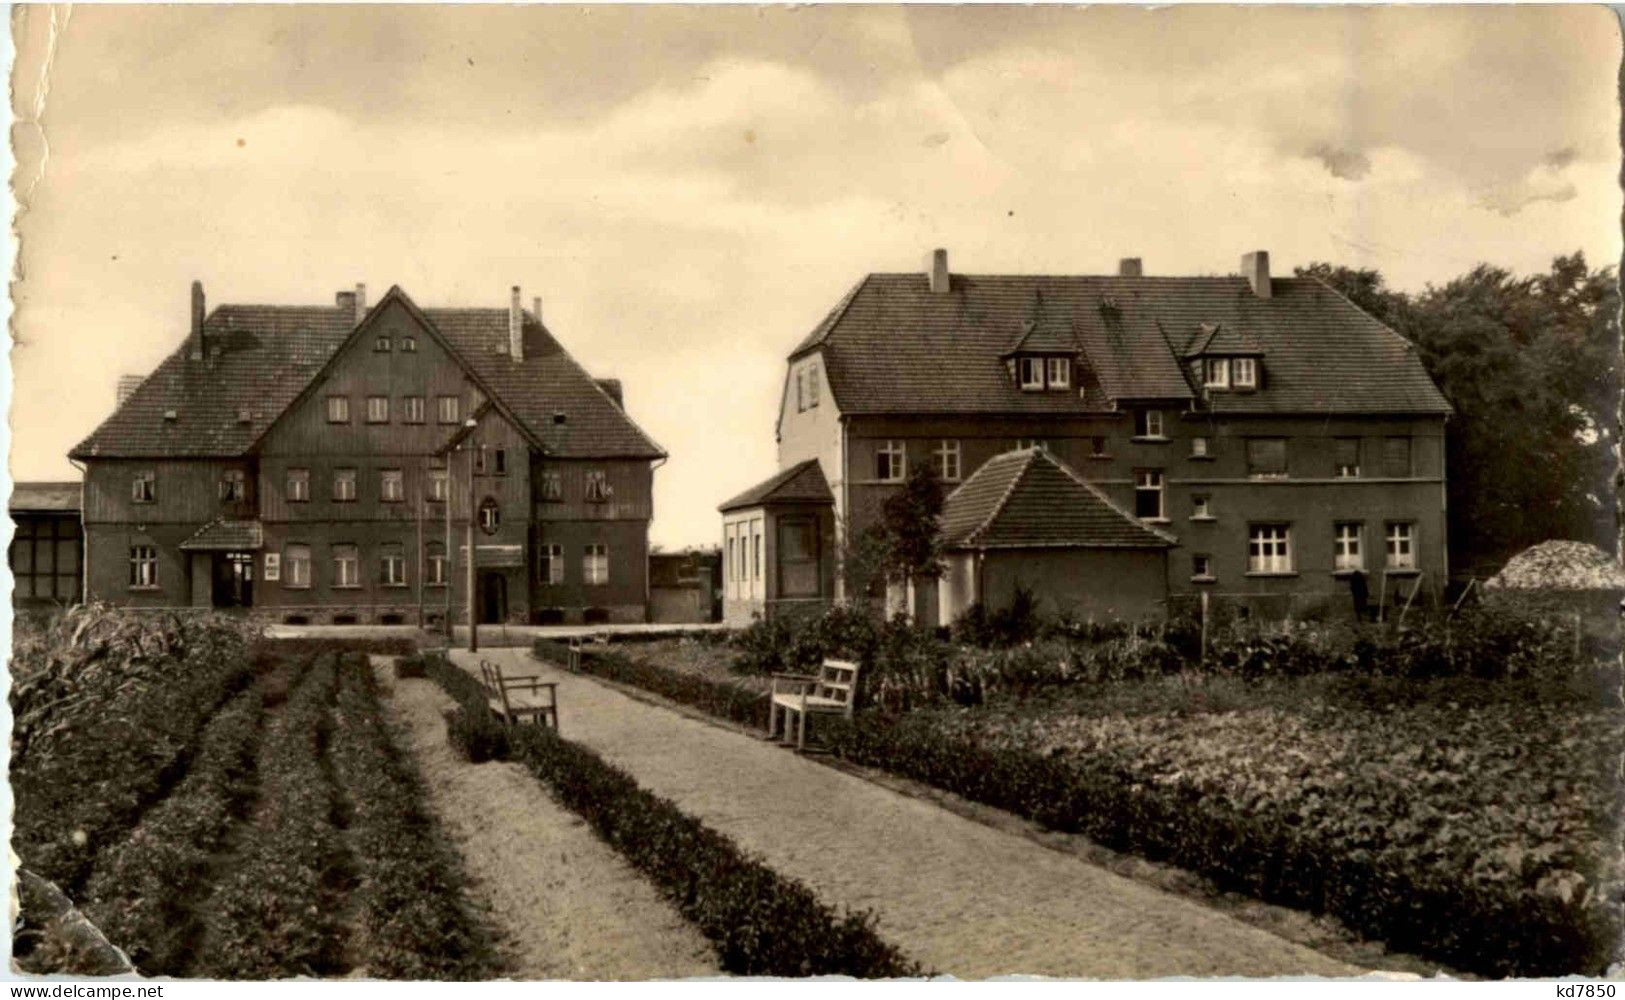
426,541,446,586
494,449,506,475
1334,438,1361,478
326,396,350,423
1334,522,1364,572
778,518,820,598
1386,522,1416,570
437,395,460,424
1192,554,1214,580
287,468,310,502
333,468,357,502
332,544,360,588
538,543,563,585
1203,357,1230,389
374,335,391,352
366,396,389,423
1134,470,1164,520
807,363,820,407
796,370,806,412
284,544,311,588
1383,437,1412,478
1018,357,1044,391
380,469,404,502
478,497,500,535
11,517,80,600
584,543,609,585
428,468,448,503
1191,494,1212,519
401,396,425,424
1233,357,1257,388
1248,524,1292,575
726,536,736,583
132,471,156,503
401,336,417,353
1245,437,1288,478
379,543,406,587
1046,357,1071,389
219,469,247,502
933,440,961,481
539,470,563,501
1133,409,1164,439
1191,436,1211,458
876,440,905,482
1016,439,1047,452
754,524,763,579
129,545,158,588
585,470,613,502
1090,436,1108,458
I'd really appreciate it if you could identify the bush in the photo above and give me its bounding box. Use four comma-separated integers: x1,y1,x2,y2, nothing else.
540,642,769,729
331,654,500,979
393,653,428,679
421,650,511,762
80,685,266,975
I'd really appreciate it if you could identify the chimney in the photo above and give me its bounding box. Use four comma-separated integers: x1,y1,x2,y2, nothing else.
189,280,205,360
335,289,356,315
532,296,542,323
1118,257,1143,277
927,248,950,295
116,374,144,407
508,285,523,362
1241,250,1272,298
353,283,367,324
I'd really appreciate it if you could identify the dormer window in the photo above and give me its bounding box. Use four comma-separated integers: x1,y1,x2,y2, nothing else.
1203,358,1230,389
1018,357,1044,391
1045,358,1071,389
1233,357,1257,389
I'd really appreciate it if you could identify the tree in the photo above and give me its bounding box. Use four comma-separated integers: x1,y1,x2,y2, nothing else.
880,462,946,583
1299,254,1619,576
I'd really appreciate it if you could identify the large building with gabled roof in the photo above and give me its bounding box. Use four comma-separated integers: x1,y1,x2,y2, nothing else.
71,281,664,625
750,248,1451,622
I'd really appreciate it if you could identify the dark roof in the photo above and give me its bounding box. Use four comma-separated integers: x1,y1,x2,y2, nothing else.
1183,322,1264,357
179,518,263,551
1002,291,1081,356
70,289,663,461
718,459,833,512
790,272,1450,416
941,448,1176,550
10,481,80,513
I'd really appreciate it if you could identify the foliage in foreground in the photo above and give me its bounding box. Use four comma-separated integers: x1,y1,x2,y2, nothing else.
424,651,920,978
534,640,769,728
332,653,501,979
823,689,1624,978
80,685,267,975
10,605,259,894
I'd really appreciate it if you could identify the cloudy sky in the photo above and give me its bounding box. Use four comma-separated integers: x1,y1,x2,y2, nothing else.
10,4,1620,549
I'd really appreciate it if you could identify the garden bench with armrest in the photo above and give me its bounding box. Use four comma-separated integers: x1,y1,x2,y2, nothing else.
768,659,859,751
479,658,560,732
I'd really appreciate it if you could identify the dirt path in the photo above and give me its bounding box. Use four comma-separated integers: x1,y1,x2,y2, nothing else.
458,648,1359,980
376,663,718,980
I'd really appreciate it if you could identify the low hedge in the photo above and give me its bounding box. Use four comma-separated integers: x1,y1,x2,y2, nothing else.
422,650,512,762
196,654,345,978
81,685,266,975
331,654,500,979
426,651,917,977
822,710,1619,978
533,641,769,728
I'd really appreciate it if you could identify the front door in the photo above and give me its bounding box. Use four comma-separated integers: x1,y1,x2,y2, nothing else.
212,552,254,608
479,572,507,624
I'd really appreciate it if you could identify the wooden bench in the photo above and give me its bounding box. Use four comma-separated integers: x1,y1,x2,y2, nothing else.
768,659,859,751
479,658,560,732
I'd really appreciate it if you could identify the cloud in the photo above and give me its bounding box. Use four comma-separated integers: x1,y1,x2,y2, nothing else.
1304,144,1373,181
1480,178,1580,217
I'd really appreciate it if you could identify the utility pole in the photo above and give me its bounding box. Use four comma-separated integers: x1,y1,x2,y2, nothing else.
467,437,481,653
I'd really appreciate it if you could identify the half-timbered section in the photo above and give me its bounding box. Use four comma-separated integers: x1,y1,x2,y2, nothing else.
71,282,664,624
757,248,1451,621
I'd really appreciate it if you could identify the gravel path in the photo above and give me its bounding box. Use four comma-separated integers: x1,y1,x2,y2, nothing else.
378,664,718,980
455,649,1358,980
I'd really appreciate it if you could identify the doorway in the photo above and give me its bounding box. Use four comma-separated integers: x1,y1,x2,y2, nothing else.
212,552,254,608
478,572,507,624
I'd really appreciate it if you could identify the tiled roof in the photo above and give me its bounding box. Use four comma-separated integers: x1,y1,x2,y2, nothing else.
70,290,663,461
10,481,81,513
718,459,833,512
179,518,264,551
941,448,1176,551
790,272,1450,416
1003,291,1081,355
1183,322,1264,357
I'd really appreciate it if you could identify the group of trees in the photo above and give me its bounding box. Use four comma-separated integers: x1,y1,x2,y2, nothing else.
1299,252,1617,577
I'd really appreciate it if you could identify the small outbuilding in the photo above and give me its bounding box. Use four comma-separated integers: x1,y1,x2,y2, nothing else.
938,448,1176,624
718,459,836,625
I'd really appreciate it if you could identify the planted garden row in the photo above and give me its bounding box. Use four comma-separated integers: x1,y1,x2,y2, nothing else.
421,651,919,978
331,653,501,979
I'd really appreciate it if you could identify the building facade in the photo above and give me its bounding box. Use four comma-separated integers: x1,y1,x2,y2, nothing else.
10,482,84,612
762,249,1452,621
71,283,664,624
